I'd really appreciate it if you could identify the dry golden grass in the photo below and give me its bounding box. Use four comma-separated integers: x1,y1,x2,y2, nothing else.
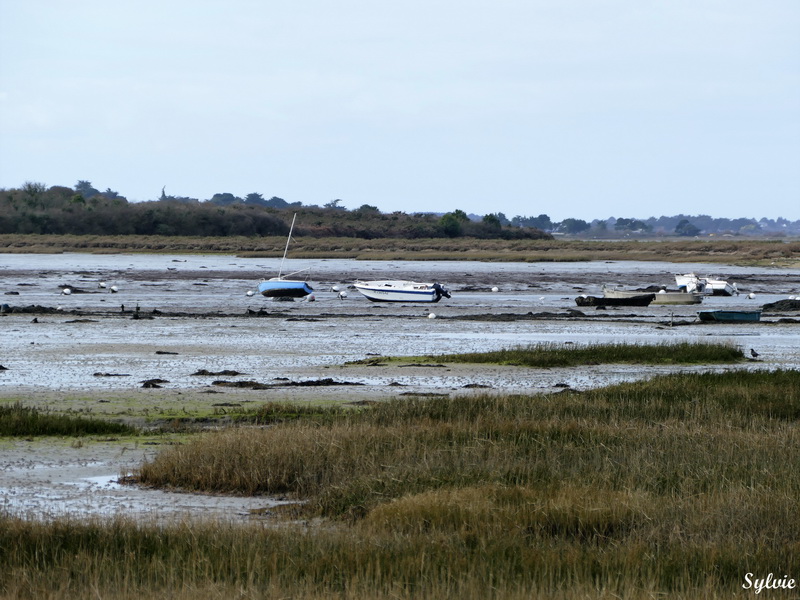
1,234,798,266
2,369,799,598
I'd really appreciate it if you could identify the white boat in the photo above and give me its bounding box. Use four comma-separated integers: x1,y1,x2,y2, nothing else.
675,273,738,296
602,286,703,305
257,214,314,298
704,277,739,297
353,280,451,303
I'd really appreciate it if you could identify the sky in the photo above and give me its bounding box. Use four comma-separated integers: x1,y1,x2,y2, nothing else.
1,1,798,222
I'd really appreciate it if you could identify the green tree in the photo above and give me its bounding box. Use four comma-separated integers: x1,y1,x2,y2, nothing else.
558,218,591,234
615,218,651,232
438,213,464,237
451,209,470,223
75,180,100,198
482,213,502,229
324,199,345,210
674,219,701,237
244,193,266,205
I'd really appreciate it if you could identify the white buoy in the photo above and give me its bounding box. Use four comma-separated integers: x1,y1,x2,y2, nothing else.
62,288,71,295
428,312,436,319
246,290,254,297
747,292,756,299
98,282,106,288
110,285,118,293
306,294,316,302
491,286,499,292
331,285,340,292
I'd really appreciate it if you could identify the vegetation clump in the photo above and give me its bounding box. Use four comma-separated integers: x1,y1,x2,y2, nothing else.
427,340,746,367
0,402,136,436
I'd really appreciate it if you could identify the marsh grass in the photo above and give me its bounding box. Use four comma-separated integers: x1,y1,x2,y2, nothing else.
0,402,136,436
4,370,799,598
425,340,746,367
2,234,798,266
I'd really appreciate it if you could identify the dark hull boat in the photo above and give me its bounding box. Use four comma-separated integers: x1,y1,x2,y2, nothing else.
575,294,655,307
697,310,761,323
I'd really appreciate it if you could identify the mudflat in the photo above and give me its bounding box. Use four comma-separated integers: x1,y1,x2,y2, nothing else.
1,253,799,520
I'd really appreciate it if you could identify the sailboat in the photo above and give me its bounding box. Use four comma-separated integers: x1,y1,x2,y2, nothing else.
257,214,314,298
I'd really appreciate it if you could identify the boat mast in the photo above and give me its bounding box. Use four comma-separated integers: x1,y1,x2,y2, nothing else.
278,213,296,279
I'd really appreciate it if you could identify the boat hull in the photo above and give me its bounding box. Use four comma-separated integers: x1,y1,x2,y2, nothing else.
575,294,655,307
258,279,314,298
697,310,761,323
354,280,449,303
603,288,703,305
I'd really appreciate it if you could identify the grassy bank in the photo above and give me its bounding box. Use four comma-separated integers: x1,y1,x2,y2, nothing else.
1,234,798,266
0,403,136,436
411,341,747,368
2,369,798,598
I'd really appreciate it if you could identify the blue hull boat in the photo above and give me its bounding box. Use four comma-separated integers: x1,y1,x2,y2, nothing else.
258,213,314,299
258,278,314,298
697,310,761,323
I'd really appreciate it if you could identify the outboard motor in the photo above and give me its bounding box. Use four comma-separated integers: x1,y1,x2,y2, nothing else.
432,283,451,302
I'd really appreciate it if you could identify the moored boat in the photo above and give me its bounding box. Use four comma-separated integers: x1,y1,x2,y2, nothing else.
258,278,314,298
675,273,738,296
354,280,451,303
258,213,314,299
602,286,703,305
575,293,655,307
704,277,739,296
697,310,761,323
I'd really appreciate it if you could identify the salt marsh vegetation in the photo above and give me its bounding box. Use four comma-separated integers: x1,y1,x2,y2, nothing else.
0,368,778,598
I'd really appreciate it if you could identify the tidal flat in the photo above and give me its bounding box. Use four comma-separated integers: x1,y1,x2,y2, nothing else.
1,253,800,598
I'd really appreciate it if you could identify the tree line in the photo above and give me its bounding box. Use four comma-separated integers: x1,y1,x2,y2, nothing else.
0,182,548,240
2,181,797,238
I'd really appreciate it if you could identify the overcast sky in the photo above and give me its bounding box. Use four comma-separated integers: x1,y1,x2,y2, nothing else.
1,1,798,221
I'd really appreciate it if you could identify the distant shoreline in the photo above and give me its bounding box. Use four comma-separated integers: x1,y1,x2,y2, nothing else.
0,234,798,267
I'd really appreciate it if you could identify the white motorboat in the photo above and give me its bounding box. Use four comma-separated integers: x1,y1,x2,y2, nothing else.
353,280,451,303
675,273,738,296
704,277,739,296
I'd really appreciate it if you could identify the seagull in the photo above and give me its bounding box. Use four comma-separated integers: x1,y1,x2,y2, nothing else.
750,349,760,358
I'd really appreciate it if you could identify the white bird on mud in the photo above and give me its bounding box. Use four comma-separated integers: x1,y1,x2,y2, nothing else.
331,285,340,293
747,292,756,299
98,282,106,289
110,285,119,293
338,291,348,299
61,288,71,295
246,290,254,297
